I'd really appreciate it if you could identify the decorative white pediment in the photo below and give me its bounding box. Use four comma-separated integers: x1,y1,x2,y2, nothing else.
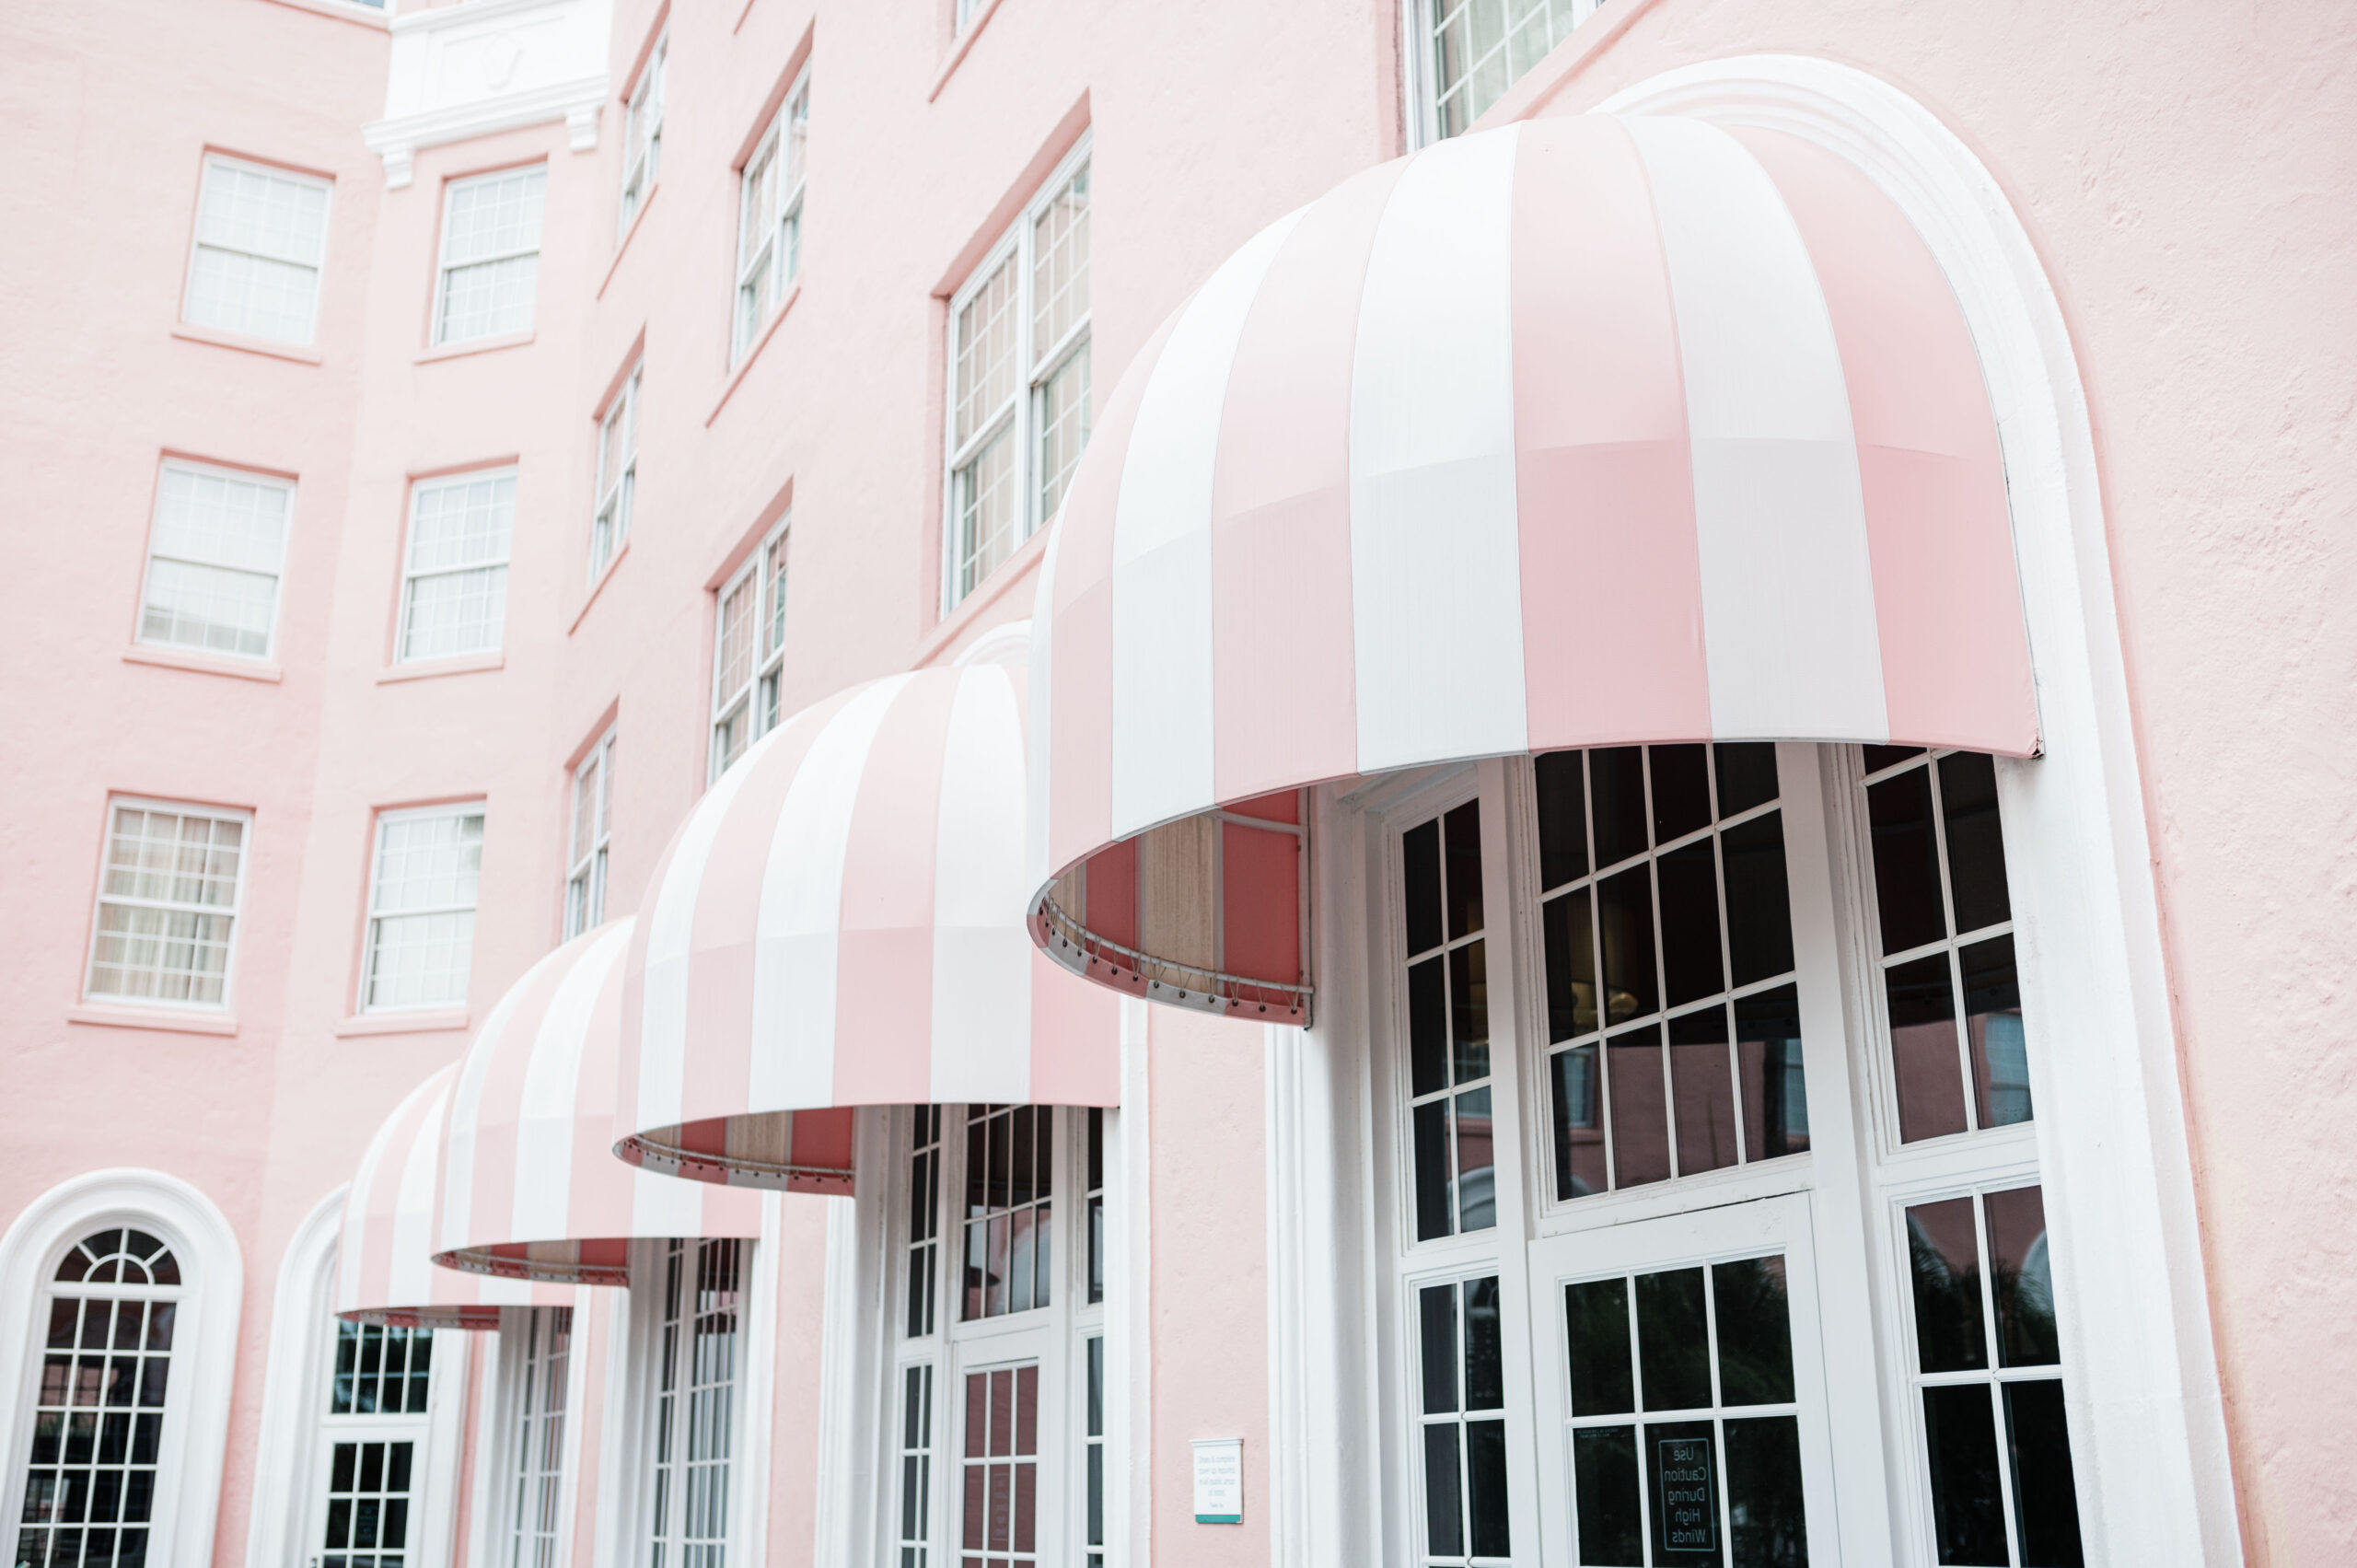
364,0,613,188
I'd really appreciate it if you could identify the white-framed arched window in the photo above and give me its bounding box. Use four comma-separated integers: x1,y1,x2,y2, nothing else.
0,1169,242,1568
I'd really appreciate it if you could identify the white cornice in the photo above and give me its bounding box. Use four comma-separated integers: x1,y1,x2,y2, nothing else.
364,0,613,187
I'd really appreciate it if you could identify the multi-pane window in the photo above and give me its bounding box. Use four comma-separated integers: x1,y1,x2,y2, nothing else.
435,167,546,344
361,806,484,1012
733,73,809,360
1534,745,1807,1201
565,729,615,938
953,0,984,32
708,522,790,781
399,469,514,663
1417,0,1601,142
506,1307,572,1568
1864,749,2029,1144
183,155,331,344
1081,1337,1105,1568
1084,1109,1105,1307
645,1238,742,1568
945,148,1091,607
907,1107,945,1340
963,1106,1054,1320
1559,1254,1806,1567
320,1320,435,1568
1401,802,1497,1241
1903,1185,2081,1567
13,1229,180,1568
591,366,640,581
1416,1274,1509,1566
960,1365,1039,1567
138,460,292,661
896,1363,935,1568
620,38,666,234
85,801,249,1008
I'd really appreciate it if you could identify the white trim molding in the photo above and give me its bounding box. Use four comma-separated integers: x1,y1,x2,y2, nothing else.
243,1186,346,1568
365,0,613,188
0,1167,244,1568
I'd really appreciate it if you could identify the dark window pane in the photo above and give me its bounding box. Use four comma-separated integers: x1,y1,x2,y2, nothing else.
1657,842,1725,1007
987,1111,1011,1214
1573,1426,1643,1565
1463,1276,1504,1411
1422,1424,1463,1557
1985,1186,2060,1368
1455,1087,1496,1233
1404,820,1442,956
1648,1420,1720,1563
1467,1418,1511,1557
1607,1027,1671,1188
1552,1045,1608,1200
1667,1007,1737,1176
1543,889,1598,1042
1735,986,1809,1159
1887,955,1968,1143
1868,767,1946,954
1408,958,1447,1097
1713,1257,1795,1406
1938,752,2012,934
1922,1385,2006,1565
1535,750,1590,889
1413,1102,1453,1242
1564,1278,1634,1417
1634,1268,1712,1412
1863,744,1926,774
1907,1198,1989,1373
1450,941,1491,1085
1722,813,1795,985
1444,801,1483,940
1009,1109,1034,1210
1715,743,1780,816
1591,747,1649,868
1650,745,1712,844
1724,1415,1809,1568
1597,867,1657,1025
1087,1107,1103,1191
2004,1380,2085,1566
1961,936,2031,1128
1419,1285,1458,1415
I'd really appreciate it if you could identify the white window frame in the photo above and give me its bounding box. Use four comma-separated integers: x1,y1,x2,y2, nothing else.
732,69,811,364
309,1319,441,1568
358,802,486,1016
180,153,332,346
590,366,640,583
1399,0,1606,148
81,796,253,1014
616,1237,765,1568
431,164,547,347
398,466,517,665
706,518,791,784
939,134,1092,611
135,459,294,665
564,728,616,939
619,35,667,236
484,1303,584,1568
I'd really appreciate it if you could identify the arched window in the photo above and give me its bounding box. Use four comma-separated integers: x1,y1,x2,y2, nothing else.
15,1228,184,1566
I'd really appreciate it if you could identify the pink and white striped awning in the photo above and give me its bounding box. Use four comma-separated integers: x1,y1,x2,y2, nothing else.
336,1066,563,1328
618,662,1120,1188
433,919,772,1285
1028,112,2038,1020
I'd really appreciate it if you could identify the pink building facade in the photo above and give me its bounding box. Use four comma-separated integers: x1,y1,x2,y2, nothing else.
0,0,2349,1565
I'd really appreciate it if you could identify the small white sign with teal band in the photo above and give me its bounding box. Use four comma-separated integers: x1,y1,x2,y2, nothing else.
1191,1437,1243,1524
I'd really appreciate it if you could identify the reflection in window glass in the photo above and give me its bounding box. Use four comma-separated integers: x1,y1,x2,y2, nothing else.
963,1106,1053,1320
1417,1275,1509,1565
1402,804,1497,1240
960,1365,1039,1566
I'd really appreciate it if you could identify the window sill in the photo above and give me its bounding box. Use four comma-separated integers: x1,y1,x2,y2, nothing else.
416,331,534,365
568,539,631,635
256,0,390,30
706,282,801,427
335,1008,469,1038
917,521,1051,666
67,1003,238,1037
122,645,284,683
930,0,1009,101
598,184,659,301
378,650,505,683
171,321,322,365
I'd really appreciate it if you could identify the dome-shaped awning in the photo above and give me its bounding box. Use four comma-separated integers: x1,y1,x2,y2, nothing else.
1027,112,2037,1022
433,919,777,1284
619,662,1120,1189
336,1066,562,1328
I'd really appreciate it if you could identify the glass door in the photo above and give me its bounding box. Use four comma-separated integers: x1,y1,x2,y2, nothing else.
1525,1194,1838,1567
